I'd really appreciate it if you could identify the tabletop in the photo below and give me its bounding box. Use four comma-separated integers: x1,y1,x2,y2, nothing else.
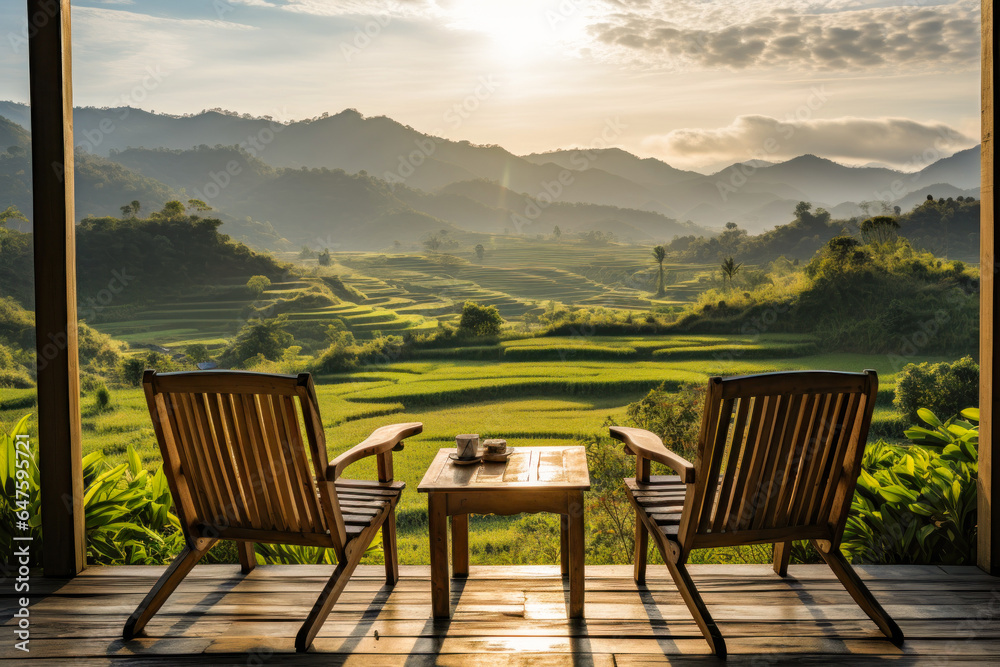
418,446,590,492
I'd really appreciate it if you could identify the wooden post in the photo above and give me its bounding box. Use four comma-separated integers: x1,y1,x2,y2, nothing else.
28,0,86,577
980,0,997,576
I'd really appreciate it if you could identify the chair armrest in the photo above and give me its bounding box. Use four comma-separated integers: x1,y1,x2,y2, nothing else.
326,422,423,481
609,426,696,483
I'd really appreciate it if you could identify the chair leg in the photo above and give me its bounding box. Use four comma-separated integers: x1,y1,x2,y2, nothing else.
123,540,216,640
664,558,728,659
382,507,400,586
296,545,365,652
238,541,256,574
813,540,904,645
634,516,648,585
773,541,792,577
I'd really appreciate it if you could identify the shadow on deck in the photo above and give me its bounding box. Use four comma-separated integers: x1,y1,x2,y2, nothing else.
2,564,997,664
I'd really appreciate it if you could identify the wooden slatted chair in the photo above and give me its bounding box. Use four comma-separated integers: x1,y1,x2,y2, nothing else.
123,370,422,652
610,370,903,659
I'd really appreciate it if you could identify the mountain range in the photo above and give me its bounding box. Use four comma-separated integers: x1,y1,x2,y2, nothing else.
0,102,982,247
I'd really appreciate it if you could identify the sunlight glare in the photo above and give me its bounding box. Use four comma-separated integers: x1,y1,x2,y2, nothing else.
448,0,577,65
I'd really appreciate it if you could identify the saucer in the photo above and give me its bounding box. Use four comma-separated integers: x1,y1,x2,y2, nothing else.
449,453,483,466
483,446,512,462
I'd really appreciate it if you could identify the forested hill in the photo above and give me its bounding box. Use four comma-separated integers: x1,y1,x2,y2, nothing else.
667,196,981,265
0,209,286,310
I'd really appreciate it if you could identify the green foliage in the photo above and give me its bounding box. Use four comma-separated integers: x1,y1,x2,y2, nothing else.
859,215,900,247
584,436,638,564
894,356,979,424
120,351,180,386
458,301,504,337
652,245,667,296
94,386,112,413
185,343,211,364
610,382,705,459
1,415,182,566
843,408,978,565
246,274,272,297
0,205,27,228
221,316,294,368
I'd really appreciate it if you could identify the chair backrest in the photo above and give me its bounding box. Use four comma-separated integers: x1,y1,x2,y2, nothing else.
681,370,877,551
143,370,347,550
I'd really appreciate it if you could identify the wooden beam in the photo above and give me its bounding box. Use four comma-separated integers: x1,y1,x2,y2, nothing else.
28,0,86,576
980,0,997,575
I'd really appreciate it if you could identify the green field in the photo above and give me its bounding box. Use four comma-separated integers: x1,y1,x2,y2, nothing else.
1,337,942,566
0,241,956,566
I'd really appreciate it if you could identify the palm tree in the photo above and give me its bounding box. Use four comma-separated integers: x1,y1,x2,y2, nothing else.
721,256,742,287
652,245,667,297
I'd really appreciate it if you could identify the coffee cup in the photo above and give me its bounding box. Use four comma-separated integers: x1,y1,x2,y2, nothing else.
456,434,479,459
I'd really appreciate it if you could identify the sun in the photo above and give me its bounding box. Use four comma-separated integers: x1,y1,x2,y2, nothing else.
448,0,577,65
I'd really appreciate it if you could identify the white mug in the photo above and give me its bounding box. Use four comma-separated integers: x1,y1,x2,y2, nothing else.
456,434,479,459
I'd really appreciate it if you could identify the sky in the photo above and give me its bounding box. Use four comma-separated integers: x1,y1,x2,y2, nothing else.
0,0,982,171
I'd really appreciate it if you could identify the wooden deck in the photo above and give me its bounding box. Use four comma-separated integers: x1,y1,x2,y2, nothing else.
2,564,998,664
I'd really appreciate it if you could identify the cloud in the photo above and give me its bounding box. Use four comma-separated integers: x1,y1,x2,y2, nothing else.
643,115,976,167
588,1,980,71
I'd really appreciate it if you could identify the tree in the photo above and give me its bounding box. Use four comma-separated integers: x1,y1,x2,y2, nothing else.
131,200,142,217
859,215,901,247
246,274,271,297
187,198,212,213
185,344,210,364
423,235,442,252
458,301,504,336
0,205,28,228
720,256,742,286
120,204,133,219
474,244,485,261
317,249,331,266
224,316,293,366
553,225,561,239
652,245,667,297
160,200,185,219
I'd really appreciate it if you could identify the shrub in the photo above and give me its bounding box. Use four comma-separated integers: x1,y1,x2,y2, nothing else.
458,301,504,337
843,408,978,565
94,386,112,412
893,356,979,423
610,382,706,459
1,416,183,567
246,274,271,297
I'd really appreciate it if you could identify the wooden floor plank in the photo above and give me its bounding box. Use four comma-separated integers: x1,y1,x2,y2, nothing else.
1,565,996,663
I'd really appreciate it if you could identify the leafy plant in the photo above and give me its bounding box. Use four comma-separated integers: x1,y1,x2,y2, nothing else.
843,408,977,565
894,357,979,424
1,414,183,567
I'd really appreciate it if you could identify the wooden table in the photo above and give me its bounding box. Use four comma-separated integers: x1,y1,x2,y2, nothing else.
417,446,591,619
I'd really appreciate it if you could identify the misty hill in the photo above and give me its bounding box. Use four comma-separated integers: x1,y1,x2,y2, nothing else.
0,145,175,227
0,116,29,150
912,146,980,190
108,146,702,246
0,102,981,234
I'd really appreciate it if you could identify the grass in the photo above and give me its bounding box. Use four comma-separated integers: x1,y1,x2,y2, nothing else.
1,337,942,567
1,241,968,567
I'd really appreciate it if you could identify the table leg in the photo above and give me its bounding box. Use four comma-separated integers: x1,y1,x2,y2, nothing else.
452,514,469,577
560,514,569,577
568,492,585,618
428,494,450,618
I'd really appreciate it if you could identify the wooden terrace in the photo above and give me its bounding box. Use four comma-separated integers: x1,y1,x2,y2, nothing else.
3,563,997,664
